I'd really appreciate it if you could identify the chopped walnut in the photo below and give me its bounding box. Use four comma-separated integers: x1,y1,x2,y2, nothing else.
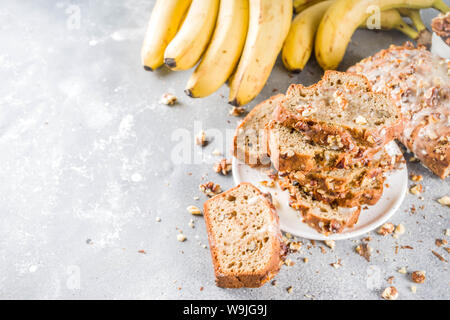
213,158,232,175
381,286,398,300
378,223,395,236
229,106,246,116
409,184,423,195
160,93,177,105
387,276,395,284
199,182,222,197
411,271,426,284
286,286,293,293
355,243,372,262
324,240,335,250
187,205,202,215
435,239,447,247
437,196,450,206
195,130,208,146
177,233,187,242
410,174,423,182
289,241,302,252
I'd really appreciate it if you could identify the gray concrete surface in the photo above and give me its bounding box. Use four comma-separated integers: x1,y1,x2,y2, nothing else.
0,0,448,300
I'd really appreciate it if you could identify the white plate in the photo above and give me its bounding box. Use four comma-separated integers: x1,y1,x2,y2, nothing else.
232,141,408,240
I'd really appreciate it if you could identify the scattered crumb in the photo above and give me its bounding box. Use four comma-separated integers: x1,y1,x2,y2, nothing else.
387,276,395,284
410,174,423,182
409,156,419,162
138,250,146,254
355,243,372,262
437,196,450,206
286,286,293,293
303,258,309,263
284,259,295,267
177,233,187,242
187,205,202,215
229,106,246,116
271,280,277,286
160,92,177,105
394,224,406,235
155,217,161,222
411,286,417,293
330,260,342,268
378,223,395,235
324,240,335,250
199,182,222,197
431,250,447,262
193,196,200,200
411,271,426,284
397,267,407,274
260,180,275,188
445,229,450,236
381,286,398,300
213,158,232,175
409,184,423,195
195,130,208,147
188,219,195,228
435,239,447,247
211,149,223,156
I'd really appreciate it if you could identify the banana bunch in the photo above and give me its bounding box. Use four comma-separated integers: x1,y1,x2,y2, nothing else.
141,0,292,106
284,0,449,72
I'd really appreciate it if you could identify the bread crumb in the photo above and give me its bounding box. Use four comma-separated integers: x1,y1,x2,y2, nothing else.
177,233,187,242
354,115,368,124
286,286,293,293
411,271,426,284
410,286,417,293
187,205,202,215
303,257,309,263
160,93,177,105
212,149,223,156
188,219,195,228
410,174,423,182
285,259,295,266
445,229,450,236
378,222,395,235
260,180,275,187
381,286,398,300
387,276,395,284
155,217,161,222
437,196,450,206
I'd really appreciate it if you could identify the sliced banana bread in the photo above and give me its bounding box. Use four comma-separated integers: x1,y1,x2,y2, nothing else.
273,71,403,151
203,182,286,288
266,121,378,173
279,178,361,235
233,95,284,167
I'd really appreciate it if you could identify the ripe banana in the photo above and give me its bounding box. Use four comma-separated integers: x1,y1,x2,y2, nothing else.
315,0,450,70
282,1,332,73
141,0,192,71
185,0,249,98
294,0,328,13
229,0,292,106
360,9,419,40
164,0,220,70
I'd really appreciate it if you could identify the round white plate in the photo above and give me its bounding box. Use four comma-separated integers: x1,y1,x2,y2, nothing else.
232,141,408,240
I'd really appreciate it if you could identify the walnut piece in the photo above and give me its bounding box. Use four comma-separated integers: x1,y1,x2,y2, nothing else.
437,196,450,206
213,158,232,175
378,222,395,235
229,106,246,116
381,286,398,300
411,271,426,284
195,130,208,146
160,93,177,105
355,243,372,262
199,182,222,197
409,184,423,195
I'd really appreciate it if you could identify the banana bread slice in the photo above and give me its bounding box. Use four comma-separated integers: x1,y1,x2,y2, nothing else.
203,182,286,288
273,71,403,151
266,121,378,173
233,94,284,167
279,178,361,235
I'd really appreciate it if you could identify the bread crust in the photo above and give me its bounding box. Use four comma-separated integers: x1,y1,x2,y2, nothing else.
273,70,403,151
232,95,284,167
203,182,286,288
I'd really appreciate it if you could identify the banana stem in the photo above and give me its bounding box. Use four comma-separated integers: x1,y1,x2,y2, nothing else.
398,9,426,32
395,21,420,40
433,0,450,13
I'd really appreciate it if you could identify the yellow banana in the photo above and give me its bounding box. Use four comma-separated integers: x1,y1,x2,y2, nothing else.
294,0,328,13
315,0,450,70
141,0,192,71
164,0,220,70
185,0,249,98
282,1,333,73
229,0,292,106
360,9,419,39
